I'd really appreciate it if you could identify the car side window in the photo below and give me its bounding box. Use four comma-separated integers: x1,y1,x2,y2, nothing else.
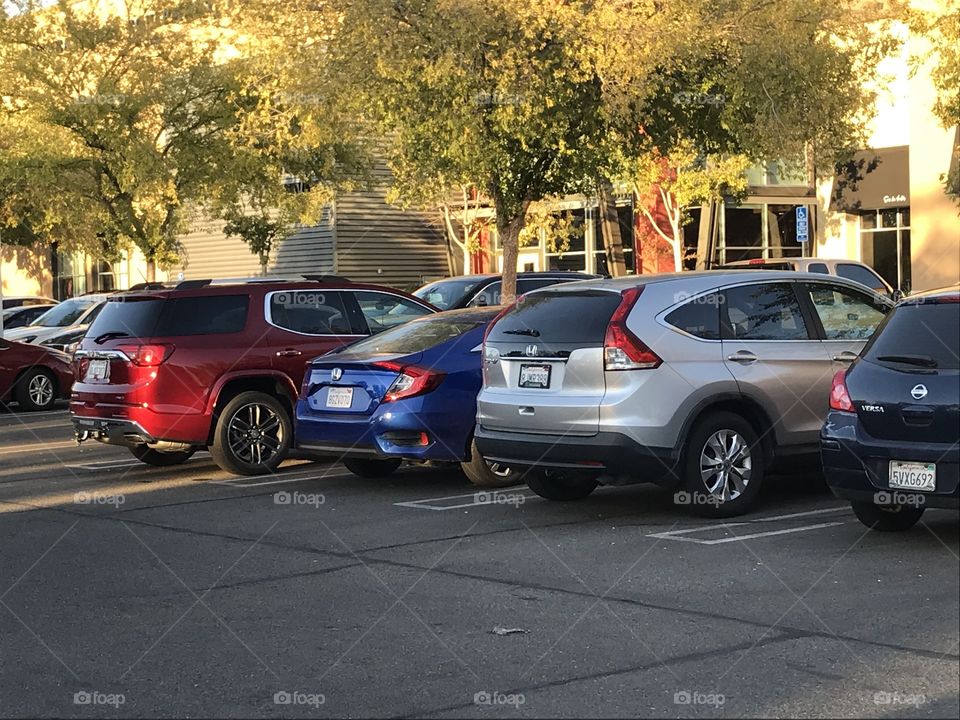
804,283,888,340
665,293,721,339
468,281,501,307
808,263,829,274
723,283,810,340
353,291,432,334
837,263,886,291
268,291,352,335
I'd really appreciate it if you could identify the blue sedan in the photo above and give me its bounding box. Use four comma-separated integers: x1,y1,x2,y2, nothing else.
294,307,517,486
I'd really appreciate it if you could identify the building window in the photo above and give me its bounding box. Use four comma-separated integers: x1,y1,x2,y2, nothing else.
545,208,588,272
593,203,635,276
92,254,129,293
716,202,809,265
860,207,910,292
53,249,86,300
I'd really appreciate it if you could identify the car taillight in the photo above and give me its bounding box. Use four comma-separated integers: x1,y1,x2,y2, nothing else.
829,370,855,412
116,343,174,367
603,287,661,371
376,363,445,403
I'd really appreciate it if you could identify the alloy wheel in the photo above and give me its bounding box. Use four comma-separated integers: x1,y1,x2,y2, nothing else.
28,374,54,408
227,402,284,467
699,429,752,502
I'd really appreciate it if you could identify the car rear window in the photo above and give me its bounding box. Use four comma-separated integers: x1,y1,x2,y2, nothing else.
487,290,621,344
88,295,249,338
665,295,721,339
864,303,960,370
337,316,488,356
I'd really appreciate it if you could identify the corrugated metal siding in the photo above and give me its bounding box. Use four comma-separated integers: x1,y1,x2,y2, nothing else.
271,208,335,277
334,159,449,289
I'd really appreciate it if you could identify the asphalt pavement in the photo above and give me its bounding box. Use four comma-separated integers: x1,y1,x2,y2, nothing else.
0,404,957,718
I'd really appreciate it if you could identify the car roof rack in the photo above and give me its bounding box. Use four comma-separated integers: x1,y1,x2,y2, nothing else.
302,274,351,283
175,279,213,289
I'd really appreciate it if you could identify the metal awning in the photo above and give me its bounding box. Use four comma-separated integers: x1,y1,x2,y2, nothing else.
831,145,909,212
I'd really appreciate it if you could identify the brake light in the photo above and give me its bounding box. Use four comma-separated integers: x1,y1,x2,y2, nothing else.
116,343,174,367
377,363,445,403
604,287,661,371
748,258,766,265
829,370,855,412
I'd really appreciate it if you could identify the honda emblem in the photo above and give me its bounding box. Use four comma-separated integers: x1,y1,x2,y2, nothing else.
331,368,343,381
525,344,539,357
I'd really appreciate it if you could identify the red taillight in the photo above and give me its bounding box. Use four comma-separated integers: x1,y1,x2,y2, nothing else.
748,258,766,265
604,287,661,371
116,343,174,367
829,370,855,412
377,363,445,403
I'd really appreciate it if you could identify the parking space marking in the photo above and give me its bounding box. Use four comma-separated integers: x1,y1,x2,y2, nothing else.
394,486,535,511
209,466,350,487
647,506,851,545
0,440,77,456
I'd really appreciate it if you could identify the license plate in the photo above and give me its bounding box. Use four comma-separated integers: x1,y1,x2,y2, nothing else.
326,386,354,409
84,358,109,381
889,460,936,492
519,364,551,389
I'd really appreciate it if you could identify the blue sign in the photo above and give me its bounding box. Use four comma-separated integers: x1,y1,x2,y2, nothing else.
796,206,809,244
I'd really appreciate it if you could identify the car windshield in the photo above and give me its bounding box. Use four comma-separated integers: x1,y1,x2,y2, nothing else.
33,298,98,327
336,315,490,356
413,278,487,310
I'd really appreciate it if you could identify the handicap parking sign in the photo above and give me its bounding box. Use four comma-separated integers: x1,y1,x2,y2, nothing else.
796,206,809,244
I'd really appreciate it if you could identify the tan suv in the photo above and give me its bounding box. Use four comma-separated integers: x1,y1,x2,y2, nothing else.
719,258,896,298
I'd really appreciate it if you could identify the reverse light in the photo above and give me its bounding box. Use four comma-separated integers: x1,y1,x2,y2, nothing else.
603,287,661,371
377,363,445,403
117,343,174,367
829,370,855,412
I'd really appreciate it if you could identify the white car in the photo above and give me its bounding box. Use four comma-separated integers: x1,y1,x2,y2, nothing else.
3,295,108,344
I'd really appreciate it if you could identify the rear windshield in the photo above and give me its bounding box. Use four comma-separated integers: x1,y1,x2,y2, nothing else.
864,303,960,370
34,298,97,327
487,290,621,344
337,316,488,356
88,295,249,338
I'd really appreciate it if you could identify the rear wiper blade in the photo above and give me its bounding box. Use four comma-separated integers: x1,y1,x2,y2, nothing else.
502,329,540,337
876,354,938,368
94,331,131,344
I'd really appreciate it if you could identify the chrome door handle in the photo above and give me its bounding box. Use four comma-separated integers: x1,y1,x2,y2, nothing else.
276,349,302,357
831,351,859,363
726,351,758,364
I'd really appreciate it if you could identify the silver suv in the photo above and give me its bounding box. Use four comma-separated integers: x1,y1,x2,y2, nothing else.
475,271,894,516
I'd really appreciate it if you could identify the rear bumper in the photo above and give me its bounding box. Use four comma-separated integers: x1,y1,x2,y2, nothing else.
72,416,156,447
474,426,680,484
821,412,960,510
70,401,210,445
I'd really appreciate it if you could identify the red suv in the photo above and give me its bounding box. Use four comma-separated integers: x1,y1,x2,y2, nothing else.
71,279,436,474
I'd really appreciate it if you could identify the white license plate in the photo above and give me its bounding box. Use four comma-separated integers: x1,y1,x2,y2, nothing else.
889,460,936,492
519,364,551,389
84,359,109,381
326,386,354,409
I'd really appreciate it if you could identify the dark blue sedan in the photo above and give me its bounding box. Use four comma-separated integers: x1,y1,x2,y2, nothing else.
294,307,517,486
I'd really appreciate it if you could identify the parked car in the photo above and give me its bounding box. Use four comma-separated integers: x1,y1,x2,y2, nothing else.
3,295,108,343
1,295,57,310
1,304,57,330
0,338,74,411
822,285,959,531
475,271,894,516
39,326,88,353
718,257,896,298
296,306,519,485
413,271,601,310
71,279,437,475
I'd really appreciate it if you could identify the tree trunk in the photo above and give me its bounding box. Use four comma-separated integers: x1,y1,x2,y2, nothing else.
495,202,529,305
145,257,156,283
597,180,627,277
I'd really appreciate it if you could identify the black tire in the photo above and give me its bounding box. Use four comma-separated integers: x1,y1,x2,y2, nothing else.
130,444,196,467
681,411,764,518
461,439,521,488
14,367,57,411
209,391,292,476
851,501,925,532
526,470,598,501
343,458,402,478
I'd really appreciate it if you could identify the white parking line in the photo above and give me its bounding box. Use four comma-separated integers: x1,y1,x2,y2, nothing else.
395,486,535,511
647,506,852,545
0,440,77,456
